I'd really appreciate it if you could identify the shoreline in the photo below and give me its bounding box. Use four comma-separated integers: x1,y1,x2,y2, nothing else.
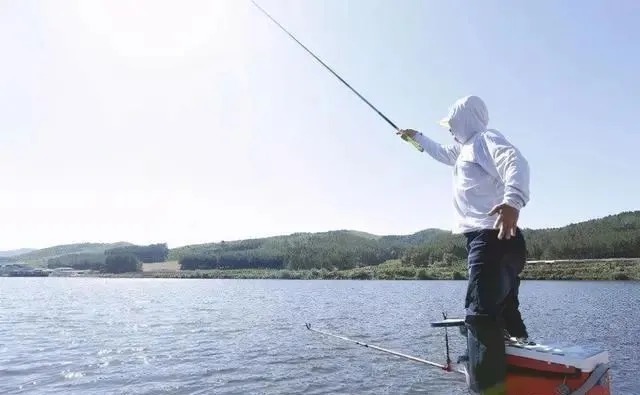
81,258,640,281
7,259,638,281
12,273,637,281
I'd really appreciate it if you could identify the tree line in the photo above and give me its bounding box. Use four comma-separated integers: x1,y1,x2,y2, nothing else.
176,231,402,271
45,243,167,273
37,211,640,272
396,211,640,266
105,243,169,263
47,253,142,273
174,211,640,271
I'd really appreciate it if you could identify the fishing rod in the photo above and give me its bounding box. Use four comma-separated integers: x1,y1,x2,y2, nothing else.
304,323,465,375
250,0,424,152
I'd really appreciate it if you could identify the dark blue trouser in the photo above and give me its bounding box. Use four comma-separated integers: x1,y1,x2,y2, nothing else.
463,228,528,394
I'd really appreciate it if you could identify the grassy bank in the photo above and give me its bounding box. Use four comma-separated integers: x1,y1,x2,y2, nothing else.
126,259,640,281
133,260,466,280
522,258,640,280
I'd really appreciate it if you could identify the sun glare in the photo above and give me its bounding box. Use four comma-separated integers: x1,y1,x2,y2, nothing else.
70,0,247,60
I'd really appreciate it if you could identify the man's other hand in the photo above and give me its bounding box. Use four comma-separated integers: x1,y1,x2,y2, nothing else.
488,203,520,240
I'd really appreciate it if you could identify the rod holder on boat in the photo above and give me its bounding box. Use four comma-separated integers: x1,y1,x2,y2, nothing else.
430,314,466,372
430,312,464,372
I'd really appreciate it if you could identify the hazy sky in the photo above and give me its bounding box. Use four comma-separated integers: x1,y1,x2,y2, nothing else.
1,0,638,250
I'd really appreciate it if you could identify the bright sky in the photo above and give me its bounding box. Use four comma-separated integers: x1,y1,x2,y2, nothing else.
1,0,638,250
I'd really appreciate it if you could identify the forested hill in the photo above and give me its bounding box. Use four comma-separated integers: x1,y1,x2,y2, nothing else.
403,211,640,267
524,211,640,259
173,211,640,270
0,242,134,266
6,211,640,271
170,229,451,270
3,242,170,271
0,248,35,258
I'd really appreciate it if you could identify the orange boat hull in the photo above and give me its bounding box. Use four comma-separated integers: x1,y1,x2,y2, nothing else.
506,373,611,395
505,354,611,394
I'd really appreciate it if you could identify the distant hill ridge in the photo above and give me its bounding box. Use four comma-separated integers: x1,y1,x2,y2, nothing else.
3,242,134,266
0,248,36,258
6,210,640,270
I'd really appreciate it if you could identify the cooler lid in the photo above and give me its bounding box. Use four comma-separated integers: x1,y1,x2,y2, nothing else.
506,341,609,372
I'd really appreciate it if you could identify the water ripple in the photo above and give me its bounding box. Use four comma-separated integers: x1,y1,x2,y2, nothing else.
0,278,637,394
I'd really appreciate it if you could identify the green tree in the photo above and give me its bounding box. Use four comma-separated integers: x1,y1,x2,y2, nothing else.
104,254,142,273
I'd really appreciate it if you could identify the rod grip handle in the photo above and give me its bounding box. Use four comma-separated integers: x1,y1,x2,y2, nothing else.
401,135,424,152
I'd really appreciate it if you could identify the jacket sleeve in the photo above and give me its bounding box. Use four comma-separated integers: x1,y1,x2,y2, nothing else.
476,131,530,210
413,132,460,166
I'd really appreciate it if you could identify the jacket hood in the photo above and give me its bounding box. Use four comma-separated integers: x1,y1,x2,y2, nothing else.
439,95,489,144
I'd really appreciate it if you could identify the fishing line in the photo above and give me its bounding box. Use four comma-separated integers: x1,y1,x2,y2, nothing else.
250,0,424,152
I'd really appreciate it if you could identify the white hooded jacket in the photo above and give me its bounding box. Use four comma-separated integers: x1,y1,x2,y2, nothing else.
413,95,530,234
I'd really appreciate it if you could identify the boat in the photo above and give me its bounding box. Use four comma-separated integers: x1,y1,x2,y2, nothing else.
431,318,611,394
305,317,611,394
503,340,610,394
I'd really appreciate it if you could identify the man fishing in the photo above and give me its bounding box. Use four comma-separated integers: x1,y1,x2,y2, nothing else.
397,95,531,394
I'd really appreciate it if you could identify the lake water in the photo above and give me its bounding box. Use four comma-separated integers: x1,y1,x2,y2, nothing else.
0,278,638,394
